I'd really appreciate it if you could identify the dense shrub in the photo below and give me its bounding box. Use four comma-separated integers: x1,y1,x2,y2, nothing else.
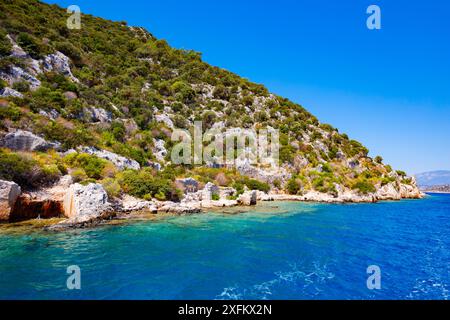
0,30,12,56
352,180,376,194
118,169,181,201
286,177,301,195
0,149,61,188
241,177,270,193
64,153,107,179
374,156,383,164
16,33,47,59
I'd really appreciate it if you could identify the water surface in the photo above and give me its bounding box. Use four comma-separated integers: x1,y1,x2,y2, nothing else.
0,194,449,300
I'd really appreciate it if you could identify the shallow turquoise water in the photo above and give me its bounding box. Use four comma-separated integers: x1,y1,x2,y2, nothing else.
0,194,449,300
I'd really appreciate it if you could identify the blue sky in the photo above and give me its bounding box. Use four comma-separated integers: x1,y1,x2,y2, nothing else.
44,0,450,174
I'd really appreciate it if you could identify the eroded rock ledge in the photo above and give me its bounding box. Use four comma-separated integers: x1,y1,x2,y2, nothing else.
0,175,424,230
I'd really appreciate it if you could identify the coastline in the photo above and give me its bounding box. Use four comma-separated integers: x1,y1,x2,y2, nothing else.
0,190,425,233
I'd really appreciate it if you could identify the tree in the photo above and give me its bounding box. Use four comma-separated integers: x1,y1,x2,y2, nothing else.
374,156,383,164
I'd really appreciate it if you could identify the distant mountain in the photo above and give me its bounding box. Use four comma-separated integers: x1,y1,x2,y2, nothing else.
415,170,450,187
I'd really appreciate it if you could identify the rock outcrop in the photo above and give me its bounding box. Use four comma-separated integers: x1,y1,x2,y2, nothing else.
202,182,219,202
175,178,199,194
1,130,61,151
238,190,257,206
62,183,113,223
157,201,201,214
86,107,112,123
153,139,167,162
0,87,23,98
78,147,140,171
0,180,21,221
0,65,41,90
119,194,157,213
10,195,64,222
42,51,79,83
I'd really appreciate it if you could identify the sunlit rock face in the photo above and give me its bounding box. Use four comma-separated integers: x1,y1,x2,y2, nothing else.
63,183,112,223
9,195,64,222
1,130,61,152
0,180,21,221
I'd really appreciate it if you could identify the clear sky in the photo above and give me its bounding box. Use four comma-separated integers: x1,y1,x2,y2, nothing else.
44,0,450,175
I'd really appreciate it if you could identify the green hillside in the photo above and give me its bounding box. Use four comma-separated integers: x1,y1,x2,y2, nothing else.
0,0,414,201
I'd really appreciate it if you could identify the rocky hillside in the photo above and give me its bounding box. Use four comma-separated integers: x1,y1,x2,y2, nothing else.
0,0,422,225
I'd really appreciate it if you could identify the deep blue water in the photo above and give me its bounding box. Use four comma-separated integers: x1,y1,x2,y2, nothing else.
0,194,449,300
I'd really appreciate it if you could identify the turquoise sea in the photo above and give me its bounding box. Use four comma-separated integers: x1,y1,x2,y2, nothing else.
0,193,449,300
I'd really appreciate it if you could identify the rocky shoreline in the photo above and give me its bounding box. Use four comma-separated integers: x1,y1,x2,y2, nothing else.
0,175,424,231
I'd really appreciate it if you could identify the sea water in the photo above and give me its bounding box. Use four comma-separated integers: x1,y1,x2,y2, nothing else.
0,194,449,300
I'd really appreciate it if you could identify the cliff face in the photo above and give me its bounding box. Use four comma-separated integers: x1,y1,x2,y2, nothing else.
0,0,422,216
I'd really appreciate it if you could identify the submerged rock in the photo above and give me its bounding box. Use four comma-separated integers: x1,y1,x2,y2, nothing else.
0,180,21,221
157,202,201,214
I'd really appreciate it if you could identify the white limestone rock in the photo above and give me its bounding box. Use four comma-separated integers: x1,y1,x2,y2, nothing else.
78,147,140,171
1,130,61,151
0,180,21,221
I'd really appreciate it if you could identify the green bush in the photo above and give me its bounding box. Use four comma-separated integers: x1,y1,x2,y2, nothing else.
374,156,383,164
118,169,181,201
396,170,407,177
12,81,30,92
0,79,6,90
241,178,270,193
286,177,301,195
16,33,46,59
212,194,220,201
0,104,22,121
64,153,107,179
0,30,12,56
101,178,121,198
352,180,376,194
0,149,61,188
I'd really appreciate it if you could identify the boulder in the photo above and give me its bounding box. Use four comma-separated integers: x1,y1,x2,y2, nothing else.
1,130,61,151
0,66,41,89
6,35,28,59
87,107,112,123
0,87,23,98
119,195,157,213
0,180,21,221
122,118,139,136
39,109,59,120
219,187,236,199
376,183,401,200
42,51,79,83
238,190,257,206
157,202,201,214
78,146,140,171
175,178,199,194
63,91,77,100
153,138,167,162
63,183,113,223
155,113,174,129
